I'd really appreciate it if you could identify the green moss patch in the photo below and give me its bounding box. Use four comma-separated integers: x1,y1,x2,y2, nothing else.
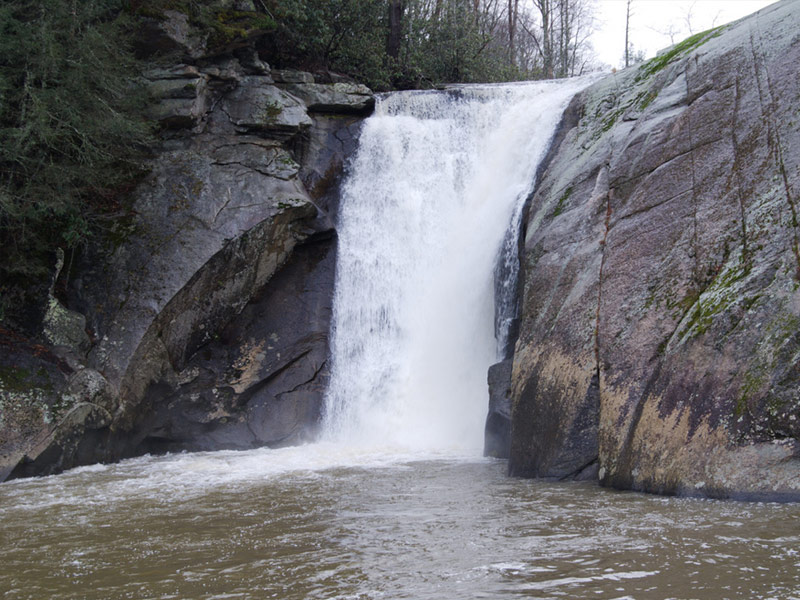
637,26,724,80
204,10,276,49
680,262,748,338
552,186,573,217
735,368,766,419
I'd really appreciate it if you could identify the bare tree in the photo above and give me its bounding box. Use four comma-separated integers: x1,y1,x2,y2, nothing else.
530,0,554,77
508,0,519,63
529,0,595,77
683,0,697,34
624,0,632,67
393,0,597,82
649,21,681,45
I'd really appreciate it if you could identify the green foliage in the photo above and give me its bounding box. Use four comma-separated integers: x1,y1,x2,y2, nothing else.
0,0,151,321
205,9,276,48
133,0,590,89
0,0,593,331
259,0,541,90
260,0,392,89
400,0,524,86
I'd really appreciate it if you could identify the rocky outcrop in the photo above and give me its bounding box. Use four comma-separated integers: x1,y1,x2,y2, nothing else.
277,82,374,115
509,1,800,500
1,9,370,480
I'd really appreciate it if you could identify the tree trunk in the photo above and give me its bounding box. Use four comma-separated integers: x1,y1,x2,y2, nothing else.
625,0,632,68
559,0,569,77
508,0,518,65
541,0,552,77
387,0,404,60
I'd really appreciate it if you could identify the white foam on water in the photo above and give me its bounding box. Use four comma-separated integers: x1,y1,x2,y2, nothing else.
0,443,490,510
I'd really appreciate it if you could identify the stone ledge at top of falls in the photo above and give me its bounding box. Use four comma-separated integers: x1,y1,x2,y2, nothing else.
0,50,372,481
508,0,800,500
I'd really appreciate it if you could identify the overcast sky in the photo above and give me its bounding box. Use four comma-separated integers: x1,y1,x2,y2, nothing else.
589,0,779,69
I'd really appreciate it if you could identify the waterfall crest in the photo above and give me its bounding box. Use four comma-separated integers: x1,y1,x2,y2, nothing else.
323,79,592,452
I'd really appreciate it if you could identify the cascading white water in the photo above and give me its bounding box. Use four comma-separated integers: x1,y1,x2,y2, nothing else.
323,79,594,453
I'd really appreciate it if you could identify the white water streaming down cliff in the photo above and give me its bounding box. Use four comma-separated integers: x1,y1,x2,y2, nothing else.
323,79,593,452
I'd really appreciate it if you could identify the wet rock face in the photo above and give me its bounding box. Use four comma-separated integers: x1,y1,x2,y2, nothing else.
0,34,371,479
510,2,800,499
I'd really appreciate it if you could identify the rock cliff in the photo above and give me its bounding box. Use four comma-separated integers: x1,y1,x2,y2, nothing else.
509,0,800,500
0,9,372,480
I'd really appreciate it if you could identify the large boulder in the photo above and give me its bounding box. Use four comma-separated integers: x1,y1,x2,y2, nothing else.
278,82,375,115
221,77,313,138
509,1,800,500
135,9,208,60
145,64,210,129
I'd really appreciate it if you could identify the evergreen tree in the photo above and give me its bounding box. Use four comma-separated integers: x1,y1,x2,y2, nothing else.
0,0,151,325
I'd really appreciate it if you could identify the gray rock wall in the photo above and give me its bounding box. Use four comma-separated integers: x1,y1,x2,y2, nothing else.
1,17,371,480
510,0,800,500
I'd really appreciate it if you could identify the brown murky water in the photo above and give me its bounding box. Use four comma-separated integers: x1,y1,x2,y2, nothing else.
0,445,798,599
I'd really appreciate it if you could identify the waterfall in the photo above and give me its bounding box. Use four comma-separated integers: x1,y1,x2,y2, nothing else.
322,79,592,453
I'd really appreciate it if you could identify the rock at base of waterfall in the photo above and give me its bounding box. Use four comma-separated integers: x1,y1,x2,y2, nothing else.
127,236,335,454
484,360,513,458
0,46,372,480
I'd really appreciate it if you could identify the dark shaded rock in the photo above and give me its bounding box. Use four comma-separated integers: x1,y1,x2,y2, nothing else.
55,80,323,472
0,334,71,481
484,360,513,458
9,393,114,480
510,2,800,499
78,132,313,394
129,234,335,453
135,10,207,60
233,47,270,75
0,330,120,482
199,57,248,83
1,20,374,481
297,115,364,229
146,64,209,129
272,69,314,84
